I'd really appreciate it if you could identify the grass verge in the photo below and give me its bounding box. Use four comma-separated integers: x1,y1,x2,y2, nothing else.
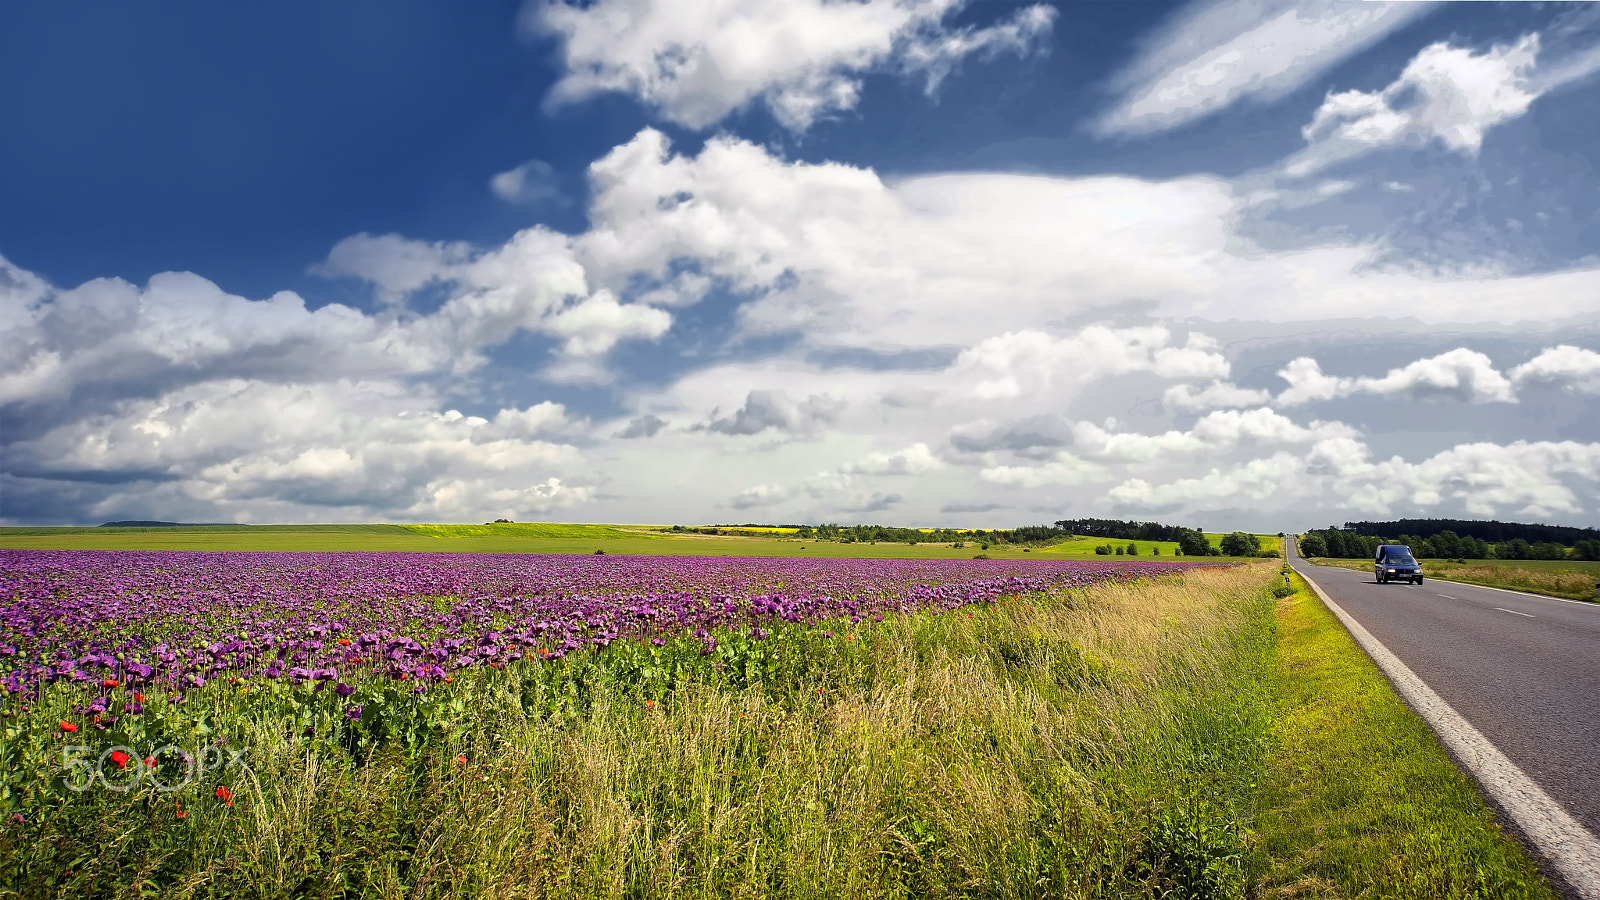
1249,569,1559,899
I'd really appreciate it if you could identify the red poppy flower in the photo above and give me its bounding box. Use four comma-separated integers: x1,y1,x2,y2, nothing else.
133,693,144,703
338,638,351,646
102,679,118,688
144,756,155,768
59,721,77,733
215,786,233,806
175,801,187,819
110,750,131,769
455,754,467,765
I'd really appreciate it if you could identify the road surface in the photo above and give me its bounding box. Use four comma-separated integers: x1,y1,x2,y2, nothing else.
1286,543,1600,842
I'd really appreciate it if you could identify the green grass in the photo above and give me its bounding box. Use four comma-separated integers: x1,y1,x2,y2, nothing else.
0,524,1278,560
1306,556,1599,601
1032,536,1183,557
1249,570,1558,898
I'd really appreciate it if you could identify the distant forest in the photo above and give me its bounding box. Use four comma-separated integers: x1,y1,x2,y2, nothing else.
681,518,1247,556
1301,519,1600,562
1340,518,1600,546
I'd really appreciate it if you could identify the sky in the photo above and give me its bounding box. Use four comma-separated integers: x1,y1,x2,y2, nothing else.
2,0,1599,532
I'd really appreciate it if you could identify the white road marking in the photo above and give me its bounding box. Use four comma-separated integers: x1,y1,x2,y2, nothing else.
1439,594,1460,600
1494,607,1536,618
1296,565,1600,899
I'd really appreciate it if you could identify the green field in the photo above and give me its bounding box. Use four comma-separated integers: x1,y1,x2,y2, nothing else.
0,523,1281,560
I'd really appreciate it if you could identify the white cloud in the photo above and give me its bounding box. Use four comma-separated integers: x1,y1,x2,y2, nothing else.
318,226,669,371
1314,437,1600,518
1276,349,1516,405
952,327,1229,400
1359,348,1516,403
1510,345,1600,395
700,389,844,437
490,158,564,205
841,442,944,475
574,128,1600,345
1163,381,1272,412
1108,453,1302,507
1108,436,1600,520
544,289,672,356
0,267,447,409
1072,407,1355,464
730,482,791,510
979,453,1106,489
10,379,592,522
1287,35,1541,178
311,233,470,307
530,0,1054,131
1096,0,1432,136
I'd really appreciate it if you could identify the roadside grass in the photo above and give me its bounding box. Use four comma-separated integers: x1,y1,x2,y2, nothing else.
1307,556,1599,602
1250,569,1558,899
8,565,1280,900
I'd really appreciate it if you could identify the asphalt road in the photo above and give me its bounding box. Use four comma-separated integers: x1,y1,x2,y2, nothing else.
1286,543,1600,838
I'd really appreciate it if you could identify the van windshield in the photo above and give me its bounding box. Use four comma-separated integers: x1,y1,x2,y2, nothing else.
1383,555,1417,566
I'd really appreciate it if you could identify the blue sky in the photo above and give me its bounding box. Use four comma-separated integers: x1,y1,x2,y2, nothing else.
3,0,1599,530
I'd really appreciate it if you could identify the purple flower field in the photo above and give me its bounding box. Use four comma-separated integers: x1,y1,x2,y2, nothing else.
0,549,1218,698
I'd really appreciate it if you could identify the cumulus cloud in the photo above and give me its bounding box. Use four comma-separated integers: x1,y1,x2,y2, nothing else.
1071,408,1356,464
841,442,944,476
1510,345,1600,395
1108,453,1302,507
530,0,1054,131
701,389,844,437
841,491,902,514
617,414,668,439
316,227,671,369
730,482,790,510
0,266,446,415
953,327,1229,400
1096,0,1433,137
1107,435,1600,520
490,158,565,206
1163,381,1272,412
979,453,1106,489
1286,35,1547,178
1276,349,1516,405
8,379,591,522
573,128,1600,341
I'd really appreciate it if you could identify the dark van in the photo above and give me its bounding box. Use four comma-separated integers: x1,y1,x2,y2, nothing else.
1374,544,1423,584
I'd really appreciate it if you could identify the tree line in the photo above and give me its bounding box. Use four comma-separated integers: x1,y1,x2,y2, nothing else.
1298,525,1600,562
1340,518,1599,546
676,518,1274,557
